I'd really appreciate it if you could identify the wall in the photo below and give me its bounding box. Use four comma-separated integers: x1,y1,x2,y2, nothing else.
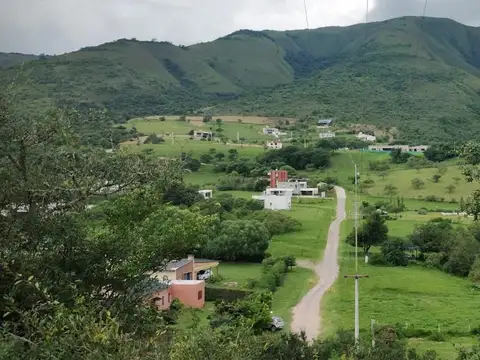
264,195,291,210
151,288,173,310
175,261,194,280
171,281,205,308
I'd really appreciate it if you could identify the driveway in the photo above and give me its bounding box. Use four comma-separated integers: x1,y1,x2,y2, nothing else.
290,186,347,340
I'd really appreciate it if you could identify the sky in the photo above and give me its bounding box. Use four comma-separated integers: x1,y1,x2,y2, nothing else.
1,0,480,55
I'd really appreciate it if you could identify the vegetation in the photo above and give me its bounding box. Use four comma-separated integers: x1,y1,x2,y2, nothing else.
3,17,480,142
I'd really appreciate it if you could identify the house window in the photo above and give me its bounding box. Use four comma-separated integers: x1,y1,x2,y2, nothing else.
198,290,203,300
168,293,171,302
183,272,192,280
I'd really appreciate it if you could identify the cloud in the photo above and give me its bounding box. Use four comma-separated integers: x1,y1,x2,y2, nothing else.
0,0,478,55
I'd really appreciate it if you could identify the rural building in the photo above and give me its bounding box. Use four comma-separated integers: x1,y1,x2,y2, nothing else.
147,255,219,310
356,132,376,142
149,280,205,310
317,119,333,128
319,131,336,139
277,179,309,195
269,170,288,188
299,188,319,196
266,140,283,149
368,145,429,153
193,131,213,140
263,127,280,135
252,188,293,211
198,190,213,200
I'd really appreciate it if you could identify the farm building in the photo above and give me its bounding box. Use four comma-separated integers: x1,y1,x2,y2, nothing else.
263,127,280,135
368,144,429,153
357,132,376,142
252,188,293,211
317,119,333,128
198,190,213,200
266,140,283,149
193,131,213,140
319,131,336,139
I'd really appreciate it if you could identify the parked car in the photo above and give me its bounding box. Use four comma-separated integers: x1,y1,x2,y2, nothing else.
196,269,213,280
269,316,284,331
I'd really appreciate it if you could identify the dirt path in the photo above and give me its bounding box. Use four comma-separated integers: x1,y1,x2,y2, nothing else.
290,186,347,340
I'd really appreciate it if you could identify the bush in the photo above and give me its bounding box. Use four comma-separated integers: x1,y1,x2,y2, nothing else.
424,253,446,270
381,237,408,267
143,134,165,144
205,285,254,301
417,208,428,215
369,253,388,266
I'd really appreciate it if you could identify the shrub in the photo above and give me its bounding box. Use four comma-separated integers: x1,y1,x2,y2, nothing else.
369,253,388,266
417,208,428,215
381,237,408,267
424,253,447,270
143,134,164,144
205,285,253,301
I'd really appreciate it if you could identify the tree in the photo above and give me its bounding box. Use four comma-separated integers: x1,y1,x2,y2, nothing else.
346,213,388,256
283,255,297,270
445,184,456,194
406,156,429,172
390,149,411,164
202,220,271,262
411,178,425,189
409,218,453,253
431,174,442,183
381,237,408,266
143,133,164,144
384,184,398,200
461,190,480,220
453,176,461,184
214,152,225,161
202,115,212,123
215,118,223,126
228,148,239,160
424,144,456,162
443,229,480,277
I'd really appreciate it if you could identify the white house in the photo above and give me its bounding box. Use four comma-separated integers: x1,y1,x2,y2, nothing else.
357,132,376,142
368,144,429,153
277,180,308,195
299,188,319,196
252,188,293,211
319,131,336,139
266,140,283,149
198,190,213,200
263,127,280,135
193,131,213,140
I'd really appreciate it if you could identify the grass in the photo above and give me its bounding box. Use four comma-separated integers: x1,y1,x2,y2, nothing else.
121,139,264,158
322,197,479,358
126,117,288,144
216,263,263,289
184,167,220,186
269,199,336,260
271,267,316,329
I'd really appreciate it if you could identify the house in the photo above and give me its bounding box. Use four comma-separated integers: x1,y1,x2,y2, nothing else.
269,169,288,188
147,255,219,310
263,127,280,135
198,190,213,200
319,131,336,139
317,119,333,128
368,144,429,153
193,131,213,140
299,188,319,196
252,188,293,211
356,132,376,142
276,179,309,195
266,140,283,149
149,279,205,310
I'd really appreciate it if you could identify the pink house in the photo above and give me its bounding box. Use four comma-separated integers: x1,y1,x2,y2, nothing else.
150,280,205,310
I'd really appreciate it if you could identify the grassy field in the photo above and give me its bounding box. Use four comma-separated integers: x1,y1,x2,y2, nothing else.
126,116,291,144
322,203,479,359
122,139,265,158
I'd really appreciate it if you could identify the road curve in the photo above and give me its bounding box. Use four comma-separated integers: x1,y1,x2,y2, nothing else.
290,186,347,341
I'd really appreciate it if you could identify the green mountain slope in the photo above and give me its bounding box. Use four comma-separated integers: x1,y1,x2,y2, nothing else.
1,16,480,141
0,52,38,69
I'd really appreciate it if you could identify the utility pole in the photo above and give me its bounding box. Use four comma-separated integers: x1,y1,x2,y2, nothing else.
237,132,240,142
344,163,369,344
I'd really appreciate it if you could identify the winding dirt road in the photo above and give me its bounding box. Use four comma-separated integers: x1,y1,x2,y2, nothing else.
290,186,347,340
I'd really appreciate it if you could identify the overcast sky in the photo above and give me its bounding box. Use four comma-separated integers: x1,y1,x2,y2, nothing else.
1,0,479,55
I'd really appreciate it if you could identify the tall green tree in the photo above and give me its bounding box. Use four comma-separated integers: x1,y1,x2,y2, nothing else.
346,212,389,256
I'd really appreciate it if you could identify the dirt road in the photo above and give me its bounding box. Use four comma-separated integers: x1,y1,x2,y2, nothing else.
290,186,347,340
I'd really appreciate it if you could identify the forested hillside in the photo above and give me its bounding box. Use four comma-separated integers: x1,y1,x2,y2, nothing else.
0,52,38,69
1,16,480,141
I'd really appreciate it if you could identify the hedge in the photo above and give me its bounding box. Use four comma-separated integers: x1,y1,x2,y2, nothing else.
205,285,254,302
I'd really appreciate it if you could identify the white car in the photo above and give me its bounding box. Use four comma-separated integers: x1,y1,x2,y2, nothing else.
270,316,285,331
197,269,213,280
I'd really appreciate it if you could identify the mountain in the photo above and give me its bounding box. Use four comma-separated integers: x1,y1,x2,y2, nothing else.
1,16,480,141
0,52,38,69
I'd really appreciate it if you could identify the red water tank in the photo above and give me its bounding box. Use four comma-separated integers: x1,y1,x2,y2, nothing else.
269,170,288,188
